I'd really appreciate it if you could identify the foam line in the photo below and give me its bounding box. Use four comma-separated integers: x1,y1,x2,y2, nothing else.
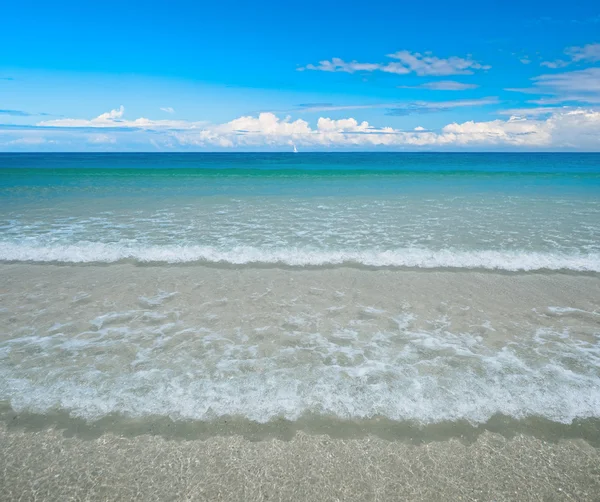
0,242,599,271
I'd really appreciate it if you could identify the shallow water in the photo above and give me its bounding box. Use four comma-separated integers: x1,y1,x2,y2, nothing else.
1,153,599,438
3,424,600,501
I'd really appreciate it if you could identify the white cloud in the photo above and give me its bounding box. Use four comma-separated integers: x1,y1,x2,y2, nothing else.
173,109,600,150
541,43,600,68
565,43,600,62
160,107,175,114
507,68,600,104
387,51,490,76
300,50,490,76
20,105,600,151
533,68,600,95
540,60,570,69
38,105,205,129
426,110,600,149
398,80,479,91
300,58,381,73
436,117,552,147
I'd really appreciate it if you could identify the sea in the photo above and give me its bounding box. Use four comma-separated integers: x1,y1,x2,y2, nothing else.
1,152,599,438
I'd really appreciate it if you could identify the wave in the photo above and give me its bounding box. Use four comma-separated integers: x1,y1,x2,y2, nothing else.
0,242,599,271
5,365,600,425
3,325,600,425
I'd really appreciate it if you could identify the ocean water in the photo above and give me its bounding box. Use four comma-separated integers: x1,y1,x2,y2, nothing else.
1,153,599,434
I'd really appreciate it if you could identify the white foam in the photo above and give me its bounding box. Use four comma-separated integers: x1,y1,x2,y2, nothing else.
547,306,600,316
2,323,600,425
90,311,138,330
0,242,599,271
138,291,178,308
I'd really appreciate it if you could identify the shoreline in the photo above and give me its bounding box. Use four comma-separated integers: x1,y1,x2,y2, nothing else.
3,403,600,447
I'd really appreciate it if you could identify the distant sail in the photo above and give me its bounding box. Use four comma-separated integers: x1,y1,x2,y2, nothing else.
293,144,298,153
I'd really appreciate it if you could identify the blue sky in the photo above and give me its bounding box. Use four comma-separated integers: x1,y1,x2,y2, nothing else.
1,0,599,151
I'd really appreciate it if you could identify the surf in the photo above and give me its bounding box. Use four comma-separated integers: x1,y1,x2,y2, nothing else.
0,242,599,271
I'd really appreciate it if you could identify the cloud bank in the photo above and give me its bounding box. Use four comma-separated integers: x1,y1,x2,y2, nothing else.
2,105,595,151
171,109,600,149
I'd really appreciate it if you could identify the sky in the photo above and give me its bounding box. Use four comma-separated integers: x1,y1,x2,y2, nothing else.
1,0,599,151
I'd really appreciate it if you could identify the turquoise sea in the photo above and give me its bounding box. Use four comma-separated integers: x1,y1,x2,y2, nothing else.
1,153,599,432
1,153,600,269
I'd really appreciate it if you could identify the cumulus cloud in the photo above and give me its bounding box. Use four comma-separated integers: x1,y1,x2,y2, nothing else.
173,109,600,150
174,113,402,148
13,105,600,151
38,105,205,129
417,110,599,149
299,50,490,76
541,42,600,68
398,80,479,91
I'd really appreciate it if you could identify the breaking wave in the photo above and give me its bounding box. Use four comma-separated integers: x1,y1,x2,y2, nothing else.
0,242,599,271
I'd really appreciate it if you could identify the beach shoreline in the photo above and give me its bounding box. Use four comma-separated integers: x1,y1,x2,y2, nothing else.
2,153,600,499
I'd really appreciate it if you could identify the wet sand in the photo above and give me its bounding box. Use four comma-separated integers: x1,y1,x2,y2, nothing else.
2,423,599,501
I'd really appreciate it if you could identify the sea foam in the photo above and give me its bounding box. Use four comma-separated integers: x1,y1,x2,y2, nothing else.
2,325,600,425
0,242,599,271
